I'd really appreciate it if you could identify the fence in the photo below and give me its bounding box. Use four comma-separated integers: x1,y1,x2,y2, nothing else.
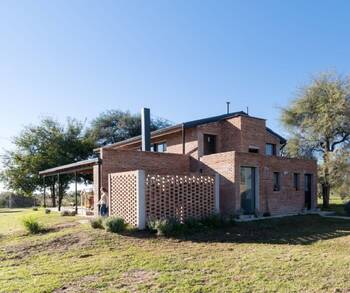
108,170,219,229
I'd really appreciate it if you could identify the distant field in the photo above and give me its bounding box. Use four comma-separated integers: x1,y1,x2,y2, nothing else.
1,207,350,292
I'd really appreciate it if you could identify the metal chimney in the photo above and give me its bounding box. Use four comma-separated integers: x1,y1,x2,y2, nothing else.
141,107,151,151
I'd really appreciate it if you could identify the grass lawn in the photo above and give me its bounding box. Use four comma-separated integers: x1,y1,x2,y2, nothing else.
1,209,350,292
319,196,349,216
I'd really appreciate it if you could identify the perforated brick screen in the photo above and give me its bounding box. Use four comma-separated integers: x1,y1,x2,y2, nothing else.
109,171,138,226
145,174,216,222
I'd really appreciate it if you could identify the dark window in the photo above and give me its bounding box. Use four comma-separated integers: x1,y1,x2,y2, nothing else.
203,134,216,155
249,147,259,153
273,172,280,191
265,143,276,156
293,173,300,191
151,142,167,153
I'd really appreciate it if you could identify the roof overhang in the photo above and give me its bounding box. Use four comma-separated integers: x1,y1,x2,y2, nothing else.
39,158,100,177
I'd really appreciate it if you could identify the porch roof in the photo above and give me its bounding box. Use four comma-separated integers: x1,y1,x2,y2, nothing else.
39,158,100,177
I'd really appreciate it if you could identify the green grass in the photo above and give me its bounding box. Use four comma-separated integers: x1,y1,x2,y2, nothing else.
0,208,79,235
1,209,350,292
318,196,349,216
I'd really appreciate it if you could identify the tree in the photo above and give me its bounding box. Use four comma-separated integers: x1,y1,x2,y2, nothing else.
0,118,94,207
88,110,171,147
281,72,350,208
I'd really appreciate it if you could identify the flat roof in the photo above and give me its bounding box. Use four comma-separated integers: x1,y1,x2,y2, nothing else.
39,158,99,176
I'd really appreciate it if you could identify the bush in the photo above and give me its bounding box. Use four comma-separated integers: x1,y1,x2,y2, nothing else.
45,209,51,214
32,207,38,211
105,217,127,233
147,218,184,236
90,217,104,229
344,201,350,216
22,217,42,234
200,214,227,229
61,210,76,216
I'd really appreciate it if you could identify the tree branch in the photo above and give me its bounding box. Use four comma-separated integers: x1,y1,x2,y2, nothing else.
331,134,350,151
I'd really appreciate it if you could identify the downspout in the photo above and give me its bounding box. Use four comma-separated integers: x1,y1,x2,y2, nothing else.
182,123,186,155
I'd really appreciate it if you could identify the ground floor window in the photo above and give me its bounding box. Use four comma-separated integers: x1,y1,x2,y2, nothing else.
293,173,300,190
273,172,280,191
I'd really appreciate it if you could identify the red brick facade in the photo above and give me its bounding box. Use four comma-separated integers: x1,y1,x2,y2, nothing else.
95,114,317,217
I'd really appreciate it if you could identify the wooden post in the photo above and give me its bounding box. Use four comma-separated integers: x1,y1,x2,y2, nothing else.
43,176,46,208
75,171,78,214
57,173,61,212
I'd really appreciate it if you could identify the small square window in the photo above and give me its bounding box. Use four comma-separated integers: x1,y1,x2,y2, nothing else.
273,172,280,191
249,146,259,154
151,142,167,153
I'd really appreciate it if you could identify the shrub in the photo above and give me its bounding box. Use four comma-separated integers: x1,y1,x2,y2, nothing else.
22,217,42,234
90,217,104,229
32,207,38,211
45,209,51,214
184,217,204,231
344,201,350,216
61,210,76,216
105,217,127,233
147,218,184,236
200,214,226,229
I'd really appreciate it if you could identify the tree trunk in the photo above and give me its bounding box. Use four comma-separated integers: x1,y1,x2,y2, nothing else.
322,183,330,208
322,147,331,208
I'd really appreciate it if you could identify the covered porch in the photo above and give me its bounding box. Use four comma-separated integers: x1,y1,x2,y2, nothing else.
39,158,101,215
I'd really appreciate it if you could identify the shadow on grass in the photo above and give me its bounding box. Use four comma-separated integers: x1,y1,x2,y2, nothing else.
124,215,350,246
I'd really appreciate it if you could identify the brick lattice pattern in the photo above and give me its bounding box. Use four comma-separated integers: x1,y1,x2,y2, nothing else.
109,171,138,226
145,174,216,222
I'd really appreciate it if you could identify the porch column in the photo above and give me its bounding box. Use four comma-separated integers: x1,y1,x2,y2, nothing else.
43,176,46,208
136,170,146,229
75,171,78,214
57,173,61,211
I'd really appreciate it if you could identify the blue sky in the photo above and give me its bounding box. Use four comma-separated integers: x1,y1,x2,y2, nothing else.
1,0,350,160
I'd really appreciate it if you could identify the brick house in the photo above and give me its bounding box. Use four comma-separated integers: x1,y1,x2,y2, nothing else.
40,109,317,224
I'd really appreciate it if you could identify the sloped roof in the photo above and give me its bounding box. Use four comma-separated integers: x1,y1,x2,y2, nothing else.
100,111,286,150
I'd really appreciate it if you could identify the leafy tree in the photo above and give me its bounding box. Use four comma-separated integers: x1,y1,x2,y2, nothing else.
281,72,350,208
88,110,171,147
0,118,94,208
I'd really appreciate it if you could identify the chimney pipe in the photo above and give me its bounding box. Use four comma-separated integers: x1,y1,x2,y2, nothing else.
141,107,151,151
226,101,230,114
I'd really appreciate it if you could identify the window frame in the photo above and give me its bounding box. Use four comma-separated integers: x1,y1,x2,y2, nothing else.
273,172,281,191
203,134,217,155
151,141,167,153
293,173,300,191
265,143,277,156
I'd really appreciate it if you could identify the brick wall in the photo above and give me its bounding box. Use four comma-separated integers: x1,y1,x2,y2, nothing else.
197,151,317,216
145,174,217,222
109,171,139,226
234,152,317,215
100,148,190,191
198,151,236,213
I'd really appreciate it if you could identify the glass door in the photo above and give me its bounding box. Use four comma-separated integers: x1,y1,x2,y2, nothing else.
240,167,256,214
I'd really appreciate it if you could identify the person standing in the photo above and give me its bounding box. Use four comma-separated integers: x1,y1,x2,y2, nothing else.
99,187,108,216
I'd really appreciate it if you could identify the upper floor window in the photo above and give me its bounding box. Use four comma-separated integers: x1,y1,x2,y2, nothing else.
151,142,167,152
249,146,259,154
203,134,217,155
273,172,280,191
266,143,277,156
